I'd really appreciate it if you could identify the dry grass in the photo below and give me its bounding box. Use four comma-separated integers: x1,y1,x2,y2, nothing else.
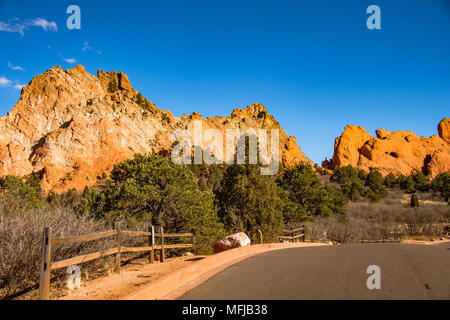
0,192,149,299
0,195,114,299
307,195,449,243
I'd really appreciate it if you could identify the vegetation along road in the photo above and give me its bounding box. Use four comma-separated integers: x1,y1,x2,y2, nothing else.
179,243,450,300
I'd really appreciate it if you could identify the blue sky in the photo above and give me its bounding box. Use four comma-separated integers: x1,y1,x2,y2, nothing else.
0,0,449,164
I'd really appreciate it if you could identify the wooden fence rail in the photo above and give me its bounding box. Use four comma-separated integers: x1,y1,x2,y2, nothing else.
359,239,401,243
39,223,194,300
325,233,401,244
279,225,306,242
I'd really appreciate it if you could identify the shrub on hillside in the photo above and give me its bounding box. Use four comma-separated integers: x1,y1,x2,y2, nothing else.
365,169,388,199
411,194,419,207
330,165,366,201
431,172,450,202
411,171,430,192
399,175,417,193
279,164,347,220
47,188,80,208
216,165,284,242
188,163,225,194
0,174,43,209
367,191,380,202
384,173,397,188
358,169,368,181
78,153,225,254
398,171,430,193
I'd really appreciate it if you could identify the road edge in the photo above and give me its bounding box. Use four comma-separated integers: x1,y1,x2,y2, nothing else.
123,242,330,300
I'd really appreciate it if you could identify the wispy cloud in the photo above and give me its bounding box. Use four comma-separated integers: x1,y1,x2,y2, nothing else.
31,18,57,32
82,42,92,51
7,61,25,71
0,76,23,89
0,18,57,36
82,42,102,55
60,54,77,64
0,76,12,87
14,83,25,90
64,58,77,64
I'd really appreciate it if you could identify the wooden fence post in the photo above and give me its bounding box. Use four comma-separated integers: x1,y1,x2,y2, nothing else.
303,224,306,242
257,229,263,244
160,227,165,262
191,233,196,253
148,225,154,264
114,222,121,274
39,227,52,300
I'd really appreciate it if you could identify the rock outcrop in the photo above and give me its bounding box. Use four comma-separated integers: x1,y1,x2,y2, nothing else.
0,65,312,192
213,232,251,254
332,125,372,168
331,121,450,177
438,118,450,144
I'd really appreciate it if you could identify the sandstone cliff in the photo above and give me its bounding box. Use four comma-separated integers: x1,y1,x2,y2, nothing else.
0,65,311,192
331,120,450,177
438,118,450,144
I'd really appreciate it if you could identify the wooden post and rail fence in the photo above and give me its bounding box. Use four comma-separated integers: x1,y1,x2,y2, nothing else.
279,225,306,242
325,233,401,244
39,223,195,300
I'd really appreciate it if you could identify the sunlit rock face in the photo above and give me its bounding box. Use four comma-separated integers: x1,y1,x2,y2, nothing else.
332,122,450,177
0,65,312,192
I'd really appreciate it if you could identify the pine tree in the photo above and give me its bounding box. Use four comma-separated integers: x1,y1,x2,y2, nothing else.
411,194,419,207
280,164,347,219
78,153,225,253
365,169,388,198
216,165,284,242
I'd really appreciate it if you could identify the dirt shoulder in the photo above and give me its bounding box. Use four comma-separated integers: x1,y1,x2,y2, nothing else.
400,238,450,245
56,255,204,300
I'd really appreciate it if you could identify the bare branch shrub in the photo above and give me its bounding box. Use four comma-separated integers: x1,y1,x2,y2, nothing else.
0,189,142,299
307,200,449,243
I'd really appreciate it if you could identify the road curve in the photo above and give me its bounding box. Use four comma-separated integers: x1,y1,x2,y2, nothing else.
179,243,450,300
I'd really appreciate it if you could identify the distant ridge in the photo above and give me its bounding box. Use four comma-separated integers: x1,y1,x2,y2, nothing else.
0,65,311,192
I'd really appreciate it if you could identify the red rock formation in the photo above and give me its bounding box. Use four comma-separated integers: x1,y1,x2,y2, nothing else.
332,125,372,168
438,118,450,144
0,65,311,192
332,122,450,177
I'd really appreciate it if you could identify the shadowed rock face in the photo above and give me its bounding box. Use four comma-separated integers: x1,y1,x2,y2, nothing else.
0,65,311,192
331,120,450,177
438,118,450,144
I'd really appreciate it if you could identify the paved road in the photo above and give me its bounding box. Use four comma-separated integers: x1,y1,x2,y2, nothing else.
179,243,450,299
